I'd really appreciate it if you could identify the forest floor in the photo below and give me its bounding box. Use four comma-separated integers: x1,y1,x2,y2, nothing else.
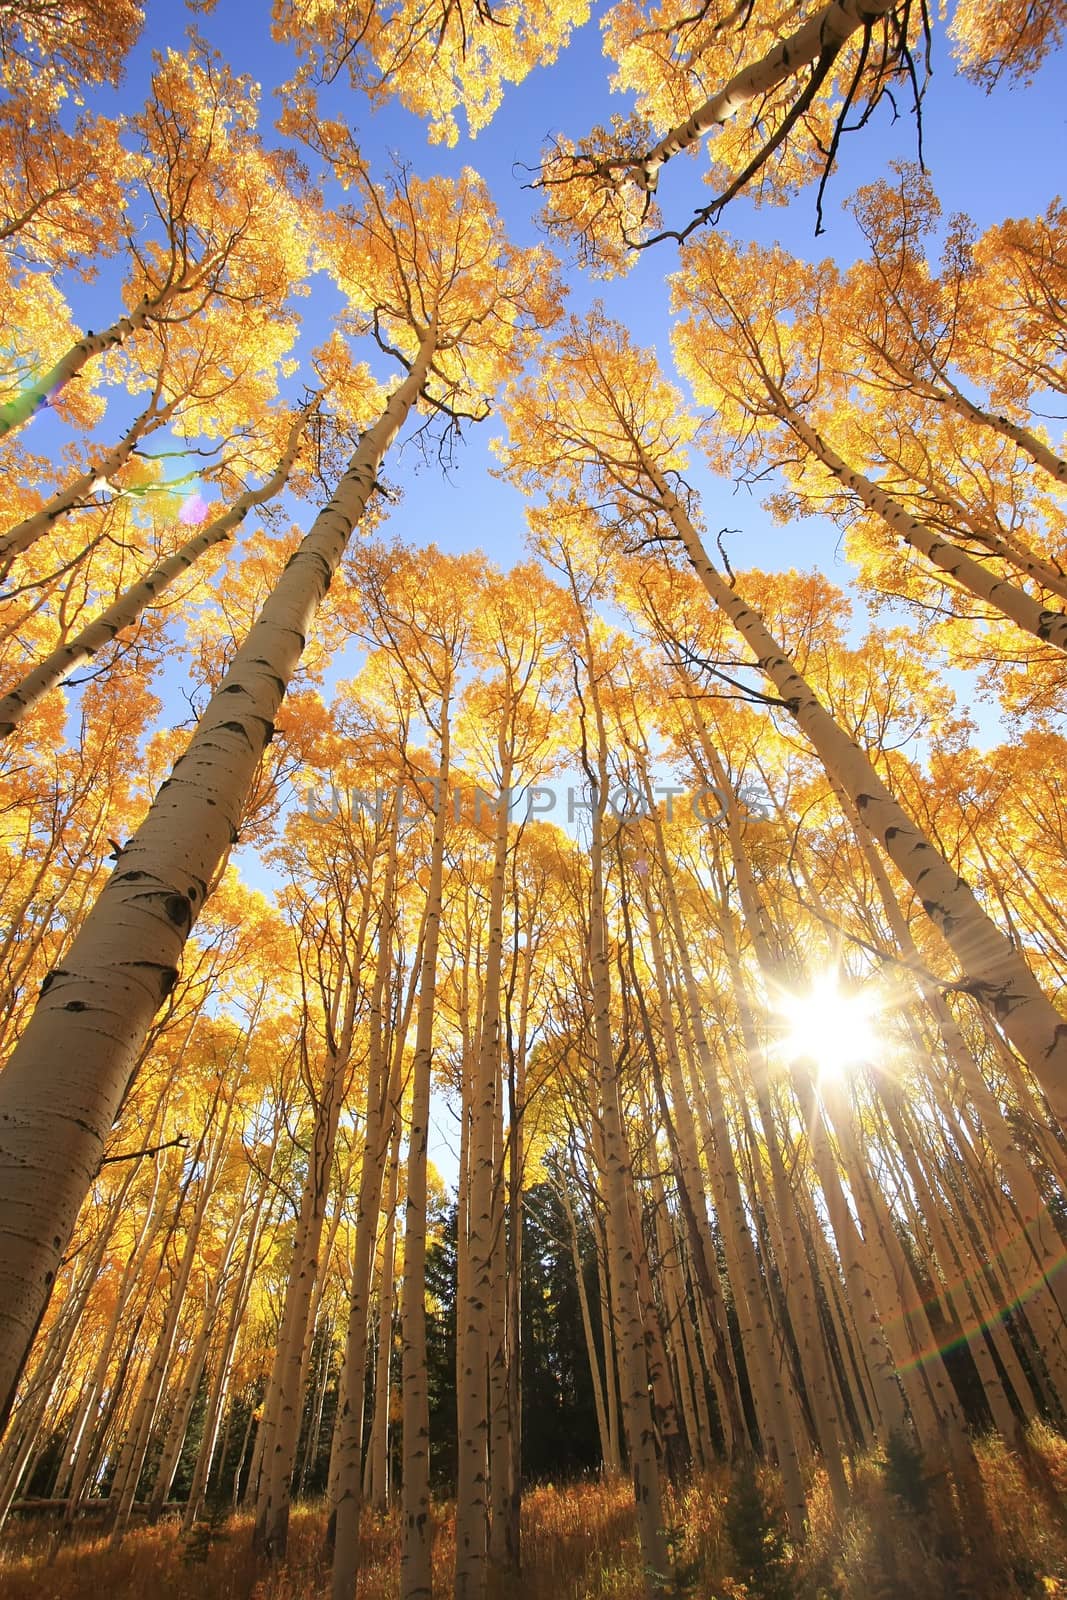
4,1428,1067,1600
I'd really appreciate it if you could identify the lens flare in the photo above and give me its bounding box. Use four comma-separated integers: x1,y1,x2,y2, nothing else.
775,972,881,1080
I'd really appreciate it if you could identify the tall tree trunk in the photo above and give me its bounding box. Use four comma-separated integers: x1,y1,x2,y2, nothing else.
777,400,1067,650
397,702,452,1600
150,1166,257,1519
571,608,669,1592
0,334,436,1432
456,750,513,1600
641,451,1067,1127
331,800,411,1599
0,402,315,735
559,1174,614,1470
254,988,359,1559
0,388,179,575
367,1123,402,1513
107,1086,237,1537
616,0,895,189
183,1137,280,1531
0,256,223,440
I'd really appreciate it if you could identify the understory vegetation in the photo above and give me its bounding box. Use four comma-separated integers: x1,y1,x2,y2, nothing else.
5,1430,1067,1600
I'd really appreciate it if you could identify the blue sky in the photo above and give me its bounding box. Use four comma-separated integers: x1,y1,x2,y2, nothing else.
18,0,1041,802
101,0,1064,587
23,0,1061,766
37,0,1049,614
34,1,1063,1182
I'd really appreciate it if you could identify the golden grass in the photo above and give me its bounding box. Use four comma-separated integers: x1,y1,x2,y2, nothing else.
2,1428,1066,1600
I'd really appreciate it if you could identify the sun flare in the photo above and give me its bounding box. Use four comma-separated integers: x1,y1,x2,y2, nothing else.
775,972,882,1080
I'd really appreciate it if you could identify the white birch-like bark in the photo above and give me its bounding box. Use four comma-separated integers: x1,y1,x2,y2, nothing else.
254,987,358,1559
779,403,1067,651
633,896,748,1456
455,749,512,1600
107,1088,237,1537
183,1137,280,1531
0,336,435,1431
619,0,897,193
559,1175,614,1470
398,713,451,1600
331,801,409,1598
0,1165,139,1524
0,253,223,440
571,617,669,1592
642,452,1067,1127
647,1156,705,1469
894,364,1067,489
0,392,178,574
665,916,808,1528
842,789,1067,1348
594,1210,624,1474
147,1170,254,1519
367,1124,402,1512
0,402,315,736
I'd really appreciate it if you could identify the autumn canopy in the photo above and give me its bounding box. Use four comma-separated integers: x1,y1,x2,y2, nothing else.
0,2,1066,1598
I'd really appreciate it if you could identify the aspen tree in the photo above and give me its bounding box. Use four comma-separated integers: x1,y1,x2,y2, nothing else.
397,654,453,1600
0,402,320,736
0,45,301,440
537,0,904,266
329,781,412,1594
453,569,564,1597
554,1163,616,1470
837,173,1067,486
654,846,809,1528
0,1140,159,1526
562,547,670,1591
327,559,479,1600
106,1061,245,1537
0,163,555,1434
0,331,432,1428
254,765,396,1556
0,390,181,577
614,794,749,1455
148,1161,259,1520
367,1119,403,1513
670,238,1067,657
254,984,360,1558
503,315,1067,1134
183,1127,283,1532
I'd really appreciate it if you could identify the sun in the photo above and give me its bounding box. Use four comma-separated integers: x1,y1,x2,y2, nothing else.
774,971,882,1081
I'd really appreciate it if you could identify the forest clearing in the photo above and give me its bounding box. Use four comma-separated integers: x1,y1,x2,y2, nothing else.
1,0,1067,1596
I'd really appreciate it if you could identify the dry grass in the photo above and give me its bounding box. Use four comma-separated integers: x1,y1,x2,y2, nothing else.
3,1428,1067,1600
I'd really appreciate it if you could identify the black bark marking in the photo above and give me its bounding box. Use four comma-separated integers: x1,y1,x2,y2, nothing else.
217,720,253,745
163,894,192,932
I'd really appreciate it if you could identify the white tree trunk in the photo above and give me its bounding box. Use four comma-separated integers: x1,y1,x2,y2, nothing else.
643,453,1067,1129
0,402,315,735
0,336,435,1431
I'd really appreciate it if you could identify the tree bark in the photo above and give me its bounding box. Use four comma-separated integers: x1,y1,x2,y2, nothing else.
0,336,435,1433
